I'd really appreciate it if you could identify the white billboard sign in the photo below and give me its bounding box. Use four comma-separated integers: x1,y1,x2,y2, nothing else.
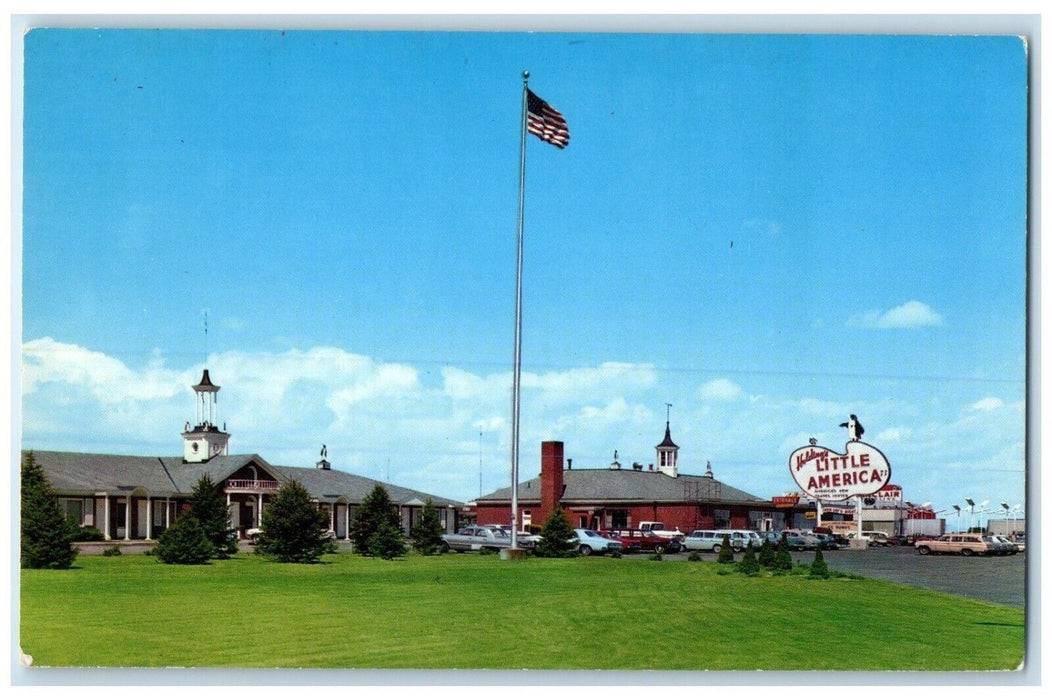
788,439,891,502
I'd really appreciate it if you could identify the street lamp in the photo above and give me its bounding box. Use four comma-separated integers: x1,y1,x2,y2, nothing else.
964,499,975,532
952,504,962,533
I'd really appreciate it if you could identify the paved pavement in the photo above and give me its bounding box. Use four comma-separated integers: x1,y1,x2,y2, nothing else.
653,544,1026,608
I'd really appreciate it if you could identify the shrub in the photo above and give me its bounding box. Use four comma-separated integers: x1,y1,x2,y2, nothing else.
809,547,830,579
534,508,577,558
21,452,78,569
757,538,775,567
155,513,213,565
410,498,445,555
256,480,332,563
75,525,106,542
610,549,622,559
649,553,663,562
687,551,702,562
736,542,761,576
773,533,794,571
102,545,122,557
716,534,735,564
369,522,408,560
351,485,401,555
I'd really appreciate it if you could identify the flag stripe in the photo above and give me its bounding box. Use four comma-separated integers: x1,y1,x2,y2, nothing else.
526,89,570,149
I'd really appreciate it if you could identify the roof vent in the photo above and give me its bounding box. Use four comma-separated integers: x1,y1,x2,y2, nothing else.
632,462,643,471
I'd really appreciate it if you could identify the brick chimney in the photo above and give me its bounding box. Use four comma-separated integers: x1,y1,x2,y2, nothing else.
540,441,565,520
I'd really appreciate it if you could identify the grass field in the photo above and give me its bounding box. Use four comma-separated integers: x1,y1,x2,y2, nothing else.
19,552,1025,671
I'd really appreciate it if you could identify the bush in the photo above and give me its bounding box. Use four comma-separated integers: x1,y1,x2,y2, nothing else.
155,513,213,565
649,553,663,561
21,452,78,569
736,542,761,576
102,545,122,557
534,508,577,558
716,534,735,564
687,551,702,562
757,538,775,567
410,498,445,555
351,485,402,555
773,533,794,571
256,480,332,563
809,547,830,579
369,522,408,560
75,525,106,542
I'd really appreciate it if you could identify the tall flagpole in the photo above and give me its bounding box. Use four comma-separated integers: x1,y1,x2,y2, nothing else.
510,70,530,551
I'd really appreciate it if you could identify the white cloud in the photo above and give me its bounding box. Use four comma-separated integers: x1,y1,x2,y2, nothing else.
698,378,745,402
969,397,1005,412
847,301,944,329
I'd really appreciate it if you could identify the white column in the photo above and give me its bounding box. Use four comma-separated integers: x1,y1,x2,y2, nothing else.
329,506,335,531
146,498,153,540
165,497,171,529
344,505,351,540
124,495,132,540
257,494,263,528
103,496,111,540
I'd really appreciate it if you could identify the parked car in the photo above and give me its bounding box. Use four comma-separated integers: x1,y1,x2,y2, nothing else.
862,531,892,546
441,525,514,553
812,532,840,550
915,533,991,556
988,535,1019,555
602,528,682,554
485,525,541,549
1012,534,1026,552
682,530,746,553
572,529,623,556
782,529,820,550
246,527,336,544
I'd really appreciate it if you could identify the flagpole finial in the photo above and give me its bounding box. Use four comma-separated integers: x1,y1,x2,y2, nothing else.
522,70,530,80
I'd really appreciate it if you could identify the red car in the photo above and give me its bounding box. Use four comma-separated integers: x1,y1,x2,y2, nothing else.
601,528,682,554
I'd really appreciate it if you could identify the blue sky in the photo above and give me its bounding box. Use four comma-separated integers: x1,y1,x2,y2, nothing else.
18,28,1028,521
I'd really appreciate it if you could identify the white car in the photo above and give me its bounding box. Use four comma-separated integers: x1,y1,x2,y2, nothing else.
572,529,623,556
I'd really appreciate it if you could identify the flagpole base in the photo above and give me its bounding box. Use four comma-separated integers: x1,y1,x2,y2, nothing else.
500,548,526,561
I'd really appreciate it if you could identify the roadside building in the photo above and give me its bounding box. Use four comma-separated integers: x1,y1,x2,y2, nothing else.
474,423,789,534
26,369,461,544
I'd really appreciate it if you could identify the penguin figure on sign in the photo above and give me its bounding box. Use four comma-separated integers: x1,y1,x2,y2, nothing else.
839,414,864,442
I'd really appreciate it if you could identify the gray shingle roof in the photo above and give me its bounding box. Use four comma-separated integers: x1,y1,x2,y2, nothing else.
25,450,461,506
476,468,768,506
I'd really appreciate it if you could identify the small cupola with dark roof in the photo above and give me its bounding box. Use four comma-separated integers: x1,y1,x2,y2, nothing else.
655,419,679,478
704,460,714,479
182,368,230,463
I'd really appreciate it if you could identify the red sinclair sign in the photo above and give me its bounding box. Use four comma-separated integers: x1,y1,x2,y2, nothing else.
789,439,891,501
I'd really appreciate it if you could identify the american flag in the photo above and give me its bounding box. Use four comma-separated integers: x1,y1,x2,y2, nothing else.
526,89,570,149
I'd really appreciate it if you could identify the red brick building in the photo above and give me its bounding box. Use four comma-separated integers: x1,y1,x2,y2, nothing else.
475,425,792,534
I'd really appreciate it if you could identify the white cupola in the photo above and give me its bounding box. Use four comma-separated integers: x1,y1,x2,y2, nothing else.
182,368,230,463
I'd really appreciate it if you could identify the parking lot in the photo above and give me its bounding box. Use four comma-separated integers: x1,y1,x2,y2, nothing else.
649,544,1026,608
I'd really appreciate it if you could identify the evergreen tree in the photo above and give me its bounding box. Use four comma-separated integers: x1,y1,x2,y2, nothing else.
155,513,213,565
351,484,402,555
410,498,445,555
21,452,78,569
758,537,775,568
256,480,332,563
535,507,577,558
716,533,736,564
188,475,237,559
369,522,408,560
774,532,794,572
809,546,830,579
736,542,760,576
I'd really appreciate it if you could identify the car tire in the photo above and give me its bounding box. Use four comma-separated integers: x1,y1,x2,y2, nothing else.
961,548,973,557
579,544,592,556
654,544,665,554
917,546,931,555
711,544,721,553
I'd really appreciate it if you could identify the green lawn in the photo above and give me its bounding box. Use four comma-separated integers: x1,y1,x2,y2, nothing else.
20,552,1025,671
